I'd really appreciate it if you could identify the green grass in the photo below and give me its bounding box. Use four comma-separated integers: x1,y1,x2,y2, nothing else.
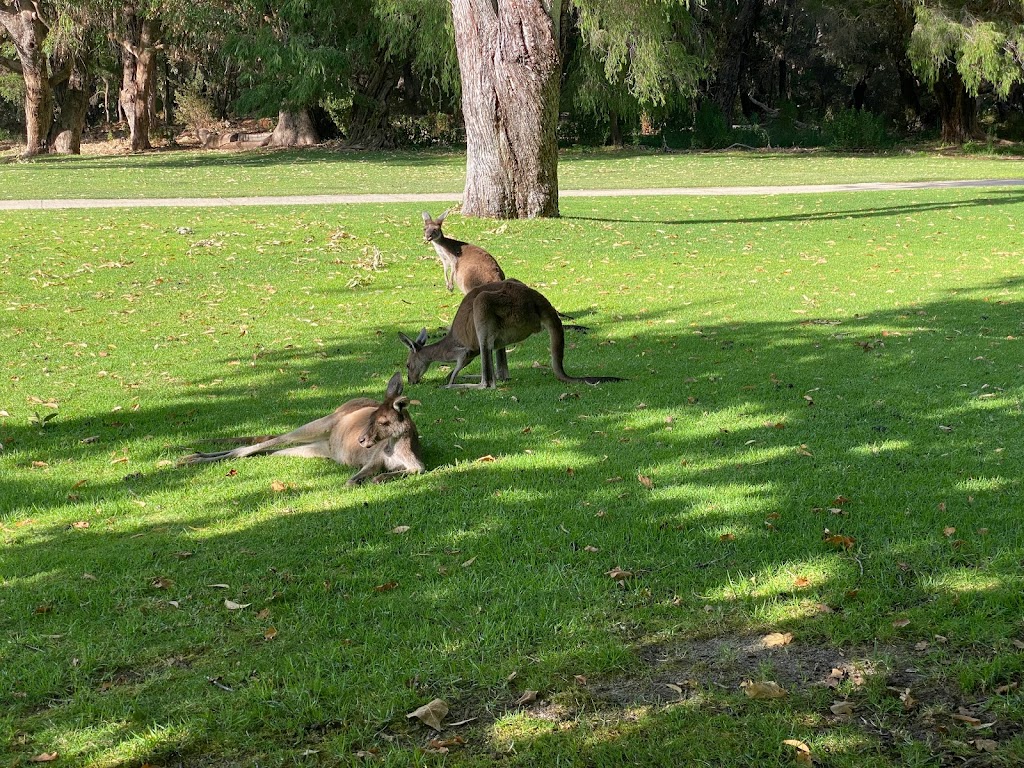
3,187,1024,766
1,146,1023,200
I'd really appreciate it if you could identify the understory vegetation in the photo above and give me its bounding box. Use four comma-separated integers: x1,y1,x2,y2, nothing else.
2,179,1024,766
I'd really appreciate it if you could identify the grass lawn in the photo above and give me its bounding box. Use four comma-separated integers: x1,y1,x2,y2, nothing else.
2,184,1024,766
1,145,1023,200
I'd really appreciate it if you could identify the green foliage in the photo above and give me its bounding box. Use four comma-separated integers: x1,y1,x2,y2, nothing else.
174,84,217,133
692,101,731,148
822,107,893,150
909,3,1024,98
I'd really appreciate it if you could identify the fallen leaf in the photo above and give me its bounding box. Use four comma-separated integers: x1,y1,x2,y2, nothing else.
943,526,956,537
72,521,89,529
665,683,683,694
392,525,411,534
742,680,787,699
952,712,982,725
638,473,654,489
892,618,911,628
607,567,633,581
762,632,793,648
270,480,288,492
574,675,588,685
515,690,538,706
29,753,59,763
974,738,998,752
224,599,250,610
475,454,496,462
207,583,230,589
263,626,278,641
830,701,855,715
793,576,811,588
373,581,399,592
407,698,449,731
719,533,736,542
823,533,855,550
782,739,812,767
461,556,477,568
150,577,172,589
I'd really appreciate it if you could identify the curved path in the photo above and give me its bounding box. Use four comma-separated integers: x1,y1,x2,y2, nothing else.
2,177,1024,210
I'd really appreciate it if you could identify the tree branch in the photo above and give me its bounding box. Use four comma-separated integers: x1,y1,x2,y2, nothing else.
0,54,23,74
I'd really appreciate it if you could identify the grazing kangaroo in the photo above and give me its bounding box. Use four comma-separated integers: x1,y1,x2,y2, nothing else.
423,210,505,293
180,372,425,486
398,280,623,388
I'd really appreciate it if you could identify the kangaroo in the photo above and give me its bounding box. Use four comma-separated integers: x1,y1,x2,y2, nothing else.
180,372,425,486
422,209,505,294
398,280,623,389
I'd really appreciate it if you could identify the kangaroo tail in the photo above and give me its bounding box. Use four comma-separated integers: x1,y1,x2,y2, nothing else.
543,310,624,385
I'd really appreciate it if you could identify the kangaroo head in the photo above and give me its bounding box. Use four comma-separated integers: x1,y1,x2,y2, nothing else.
358,372,413,448
398,328,430,384
421,210,449,243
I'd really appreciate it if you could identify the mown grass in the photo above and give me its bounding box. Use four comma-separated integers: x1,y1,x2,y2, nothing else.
2,187,1024,767
1,145,1024,200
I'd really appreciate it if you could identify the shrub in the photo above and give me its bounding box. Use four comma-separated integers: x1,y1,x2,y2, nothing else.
174,87,217,134
823,108,892,150
693,102,731,149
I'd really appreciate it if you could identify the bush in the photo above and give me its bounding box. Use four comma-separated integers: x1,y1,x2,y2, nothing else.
822,108,892,150
692,102,731,149
174,88,217,134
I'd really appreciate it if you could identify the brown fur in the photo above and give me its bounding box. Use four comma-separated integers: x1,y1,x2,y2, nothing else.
422,210,505,293
399,280,623,389
180,373,425,485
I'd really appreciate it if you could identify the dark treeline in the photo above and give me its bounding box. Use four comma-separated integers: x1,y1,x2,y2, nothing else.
1,1,1022,158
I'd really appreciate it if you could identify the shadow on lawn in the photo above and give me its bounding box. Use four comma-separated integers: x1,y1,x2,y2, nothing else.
565,189,1024,227
3,283,1024,765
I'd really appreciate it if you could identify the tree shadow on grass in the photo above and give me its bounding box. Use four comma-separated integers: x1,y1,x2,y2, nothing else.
4,280,1024,764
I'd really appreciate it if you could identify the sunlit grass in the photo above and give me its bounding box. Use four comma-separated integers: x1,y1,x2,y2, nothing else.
2,186,1024,765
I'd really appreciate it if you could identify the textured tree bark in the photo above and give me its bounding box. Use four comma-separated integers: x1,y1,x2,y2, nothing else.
451,0,561,219
0,5,53,156
265,109,319,147
50,59,89,155
346,57,400,149
118,13,160,152
934,66,980,144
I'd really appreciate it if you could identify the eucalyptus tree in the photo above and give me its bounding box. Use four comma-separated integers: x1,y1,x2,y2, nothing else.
450,0,703,219
908,1,1024,142
0,0,66,155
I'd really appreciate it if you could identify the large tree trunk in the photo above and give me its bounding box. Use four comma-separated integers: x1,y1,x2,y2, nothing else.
934,66,980,144
118,12,160,152
0,5,53,157
49,58,89,155
710,0,764,120
265,109,319,147
451,0,561,219
346,57,400,149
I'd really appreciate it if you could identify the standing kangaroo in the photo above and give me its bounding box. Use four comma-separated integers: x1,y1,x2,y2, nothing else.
180,372,425,486
398,280,623,388
423,210,505,294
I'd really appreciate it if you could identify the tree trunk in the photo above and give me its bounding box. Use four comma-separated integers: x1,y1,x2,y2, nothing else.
0,6,53,157
346,57,400,149
265,109,319,147
118,13,160,152
710,0,764,121
49,59,89,155
934,66,980,144
451,0,561,219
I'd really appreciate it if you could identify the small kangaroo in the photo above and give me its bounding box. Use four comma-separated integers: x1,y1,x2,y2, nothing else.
180,372,425,486
422,209,505,293
398,280,623,388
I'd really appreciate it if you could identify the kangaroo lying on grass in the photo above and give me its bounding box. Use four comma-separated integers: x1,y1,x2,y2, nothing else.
422,209,505,293
180,372,425,485
399,280,623,388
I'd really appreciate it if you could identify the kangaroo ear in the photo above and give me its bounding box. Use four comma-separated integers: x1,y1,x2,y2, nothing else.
392,396,410,413
421,211,432,223
398,332,416,350
385,371,403,398
436,209,449,223
415,327,429,346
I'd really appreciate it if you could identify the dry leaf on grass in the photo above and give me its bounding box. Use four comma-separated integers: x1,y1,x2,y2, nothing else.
224,599,250,610
973,739,998,753
830,701,855,715
515,690,538,706
782,739,813,766
606,567,633,581
391,525,411,534
29,754,59,763
263,626,278,641
742,681,787,699
373,581,399,592
762,632,793,648
407,698,449,731
270,480,288,492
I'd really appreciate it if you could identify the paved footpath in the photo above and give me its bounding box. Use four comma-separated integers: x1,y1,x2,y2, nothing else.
2,178,1024,210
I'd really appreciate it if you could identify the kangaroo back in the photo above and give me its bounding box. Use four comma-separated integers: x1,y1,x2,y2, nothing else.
422,210,505,293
